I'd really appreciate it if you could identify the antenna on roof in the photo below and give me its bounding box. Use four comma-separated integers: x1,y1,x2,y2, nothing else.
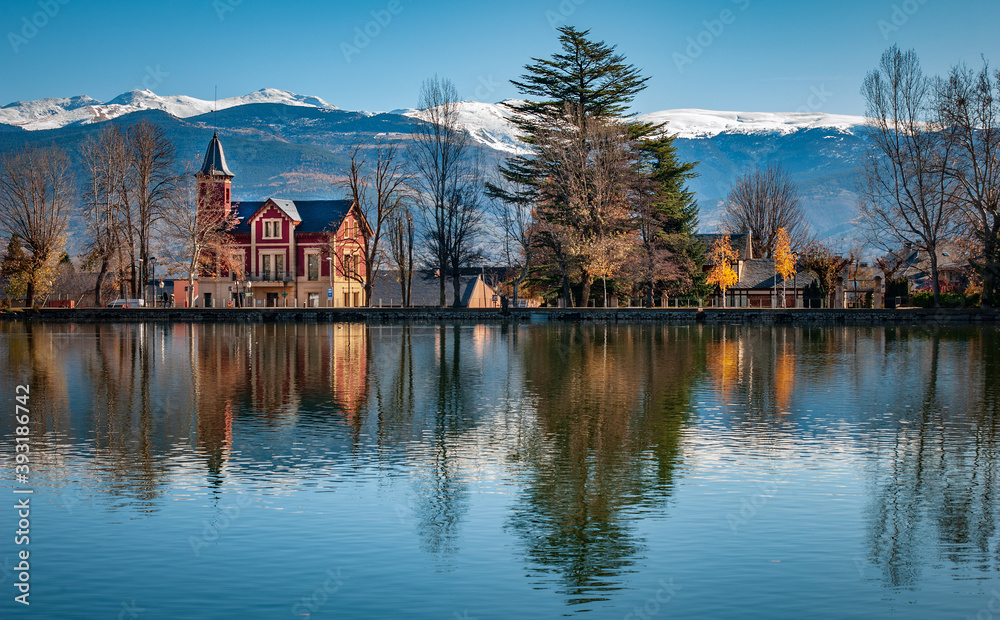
213,85,218,134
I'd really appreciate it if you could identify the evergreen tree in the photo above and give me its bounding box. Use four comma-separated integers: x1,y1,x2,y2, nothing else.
634,135,703,302
488,26,701,306
510,26,649,127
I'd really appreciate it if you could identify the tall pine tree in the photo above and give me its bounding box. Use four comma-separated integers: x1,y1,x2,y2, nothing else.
488,26,701,307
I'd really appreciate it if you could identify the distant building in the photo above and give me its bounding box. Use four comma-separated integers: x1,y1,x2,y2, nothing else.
697,232,819,307
371,268,506,308
195,133,370,308
725,258,816,308
881,241,973,293
696,232,754,260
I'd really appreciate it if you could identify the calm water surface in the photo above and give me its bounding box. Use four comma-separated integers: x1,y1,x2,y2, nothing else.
0,322,998,619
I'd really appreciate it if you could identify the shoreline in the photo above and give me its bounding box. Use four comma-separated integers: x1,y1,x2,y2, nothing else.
2,307,998,325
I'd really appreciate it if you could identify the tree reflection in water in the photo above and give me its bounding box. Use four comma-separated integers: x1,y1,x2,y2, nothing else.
862,326,1000,588
2,320,999,605
507,324,695,606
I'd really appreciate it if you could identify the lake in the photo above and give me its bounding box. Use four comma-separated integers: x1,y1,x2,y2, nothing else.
1,321,998,618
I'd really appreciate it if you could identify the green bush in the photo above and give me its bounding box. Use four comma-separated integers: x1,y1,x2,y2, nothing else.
910,291,981,308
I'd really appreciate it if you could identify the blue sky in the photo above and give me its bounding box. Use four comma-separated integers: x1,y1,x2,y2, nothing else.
2,0,999,116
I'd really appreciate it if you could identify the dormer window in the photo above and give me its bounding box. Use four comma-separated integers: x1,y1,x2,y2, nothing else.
263,219,281,239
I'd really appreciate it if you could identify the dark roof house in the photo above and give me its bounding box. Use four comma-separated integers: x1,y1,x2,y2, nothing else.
696,232,754,261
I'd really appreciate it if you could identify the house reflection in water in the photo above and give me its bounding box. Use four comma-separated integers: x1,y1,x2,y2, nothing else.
183,323,369,479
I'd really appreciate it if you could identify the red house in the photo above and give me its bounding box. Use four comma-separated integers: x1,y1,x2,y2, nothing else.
195,133,370,308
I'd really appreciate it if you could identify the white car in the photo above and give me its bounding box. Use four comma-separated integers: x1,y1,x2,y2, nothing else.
107,299,145,308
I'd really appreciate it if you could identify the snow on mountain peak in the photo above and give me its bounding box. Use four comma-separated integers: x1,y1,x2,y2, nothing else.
0,88,340,131
0,88,867,145
403,100,531,155
637,108,866,138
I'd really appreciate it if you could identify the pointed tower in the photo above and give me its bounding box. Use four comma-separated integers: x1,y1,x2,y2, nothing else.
196,132,234,216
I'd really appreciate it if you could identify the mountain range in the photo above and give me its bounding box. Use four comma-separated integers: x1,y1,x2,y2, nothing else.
0,88,873,255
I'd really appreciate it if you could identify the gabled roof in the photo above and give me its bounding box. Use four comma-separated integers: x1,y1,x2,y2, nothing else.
229,199,354,234
269,199,301,223
371,268,507,307
697,232,753,260
733,258,815,290
197,132,234,178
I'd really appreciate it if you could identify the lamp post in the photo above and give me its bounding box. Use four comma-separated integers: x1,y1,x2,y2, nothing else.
149,256,156,307
325,256,333,308
137,258,144,306
246,280,252,307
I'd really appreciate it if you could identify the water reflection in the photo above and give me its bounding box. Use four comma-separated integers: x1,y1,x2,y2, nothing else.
860,327,1000,588
509,325,694,604
1,321,999,615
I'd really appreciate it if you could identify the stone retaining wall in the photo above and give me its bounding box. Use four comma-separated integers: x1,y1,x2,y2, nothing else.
2,307,998,325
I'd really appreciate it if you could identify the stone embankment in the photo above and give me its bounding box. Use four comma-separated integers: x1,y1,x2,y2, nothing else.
2,307,998,325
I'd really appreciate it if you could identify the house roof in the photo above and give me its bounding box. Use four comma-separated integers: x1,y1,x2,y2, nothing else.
371,268,506,307
733,258,815,290
697,232,753,260
269,199,301,223
885,241,970,280
230,199,353,234
460,274,498,307
197,133,234,178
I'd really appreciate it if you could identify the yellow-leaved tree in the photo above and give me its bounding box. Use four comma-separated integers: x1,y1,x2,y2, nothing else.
773,227,797,307
706,234,738,307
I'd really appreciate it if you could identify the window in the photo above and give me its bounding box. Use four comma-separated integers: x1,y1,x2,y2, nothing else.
307,254,319,281
261,253,285,280
263,220,281,239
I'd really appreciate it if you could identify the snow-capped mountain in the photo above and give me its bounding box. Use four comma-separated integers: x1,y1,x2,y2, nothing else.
0,88,873,248
0,88,339,131
401,100,531,155
1,88,868,146
637,108,866,139
402,101,868,152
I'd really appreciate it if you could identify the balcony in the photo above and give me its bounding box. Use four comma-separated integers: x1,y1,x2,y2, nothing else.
248,271,295,283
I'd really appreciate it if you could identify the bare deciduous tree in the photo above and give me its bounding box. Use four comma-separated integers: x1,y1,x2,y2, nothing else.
858,45,960,307
0,145,73,306
341,141,410,306
387,204,415,307
81,125,129,306
487,170,536,307
409,76,484,306
531,110,640,307
936,59,1000,307
721,163,809,258
124,119,178,298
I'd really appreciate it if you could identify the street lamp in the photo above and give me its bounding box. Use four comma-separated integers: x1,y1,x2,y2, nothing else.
149,256,156,307
325,257,333,307
137,258,144,306
246,280,252,307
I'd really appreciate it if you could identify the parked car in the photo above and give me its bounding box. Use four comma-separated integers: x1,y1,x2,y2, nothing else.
107,299,145,308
